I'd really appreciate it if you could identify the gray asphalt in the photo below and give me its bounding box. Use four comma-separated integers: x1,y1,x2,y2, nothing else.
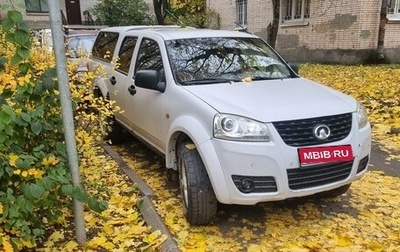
369,142,400,177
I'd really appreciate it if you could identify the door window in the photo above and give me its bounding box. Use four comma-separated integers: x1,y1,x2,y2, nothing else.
117,36,138,74
92,32,119,62
135,38,163,74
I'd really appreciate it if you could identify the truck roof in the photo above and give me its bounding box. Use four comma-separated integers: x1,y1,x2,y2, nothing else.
98,25,257,40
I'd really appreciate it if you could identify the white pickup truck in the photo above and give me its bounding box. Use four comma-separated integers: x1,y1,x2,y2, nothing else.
89,26,371,225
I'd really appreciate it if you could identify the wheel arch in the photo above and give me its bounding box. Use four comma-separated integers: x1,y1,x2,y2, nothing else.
93,75,109,99
166,116,231,203
165,116,211,171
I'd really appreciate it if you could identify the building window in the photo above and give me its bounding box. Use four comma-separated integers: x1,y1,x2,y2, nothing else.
283,0,310,22
387,0,400,18
25,0,49,13
236,0,248,27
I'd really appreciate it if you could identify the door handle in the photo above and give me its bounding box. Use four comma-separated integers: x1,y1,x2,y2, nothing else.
128,85,136,95
110,76,116,85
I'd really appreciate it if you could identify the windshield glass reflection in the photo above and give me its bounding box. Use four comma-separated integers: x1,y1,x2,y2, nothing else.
166,37,291,85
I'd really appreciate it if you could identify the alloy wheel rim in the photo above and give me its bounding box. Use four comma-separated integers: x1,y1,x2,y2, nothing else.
179,158,189,208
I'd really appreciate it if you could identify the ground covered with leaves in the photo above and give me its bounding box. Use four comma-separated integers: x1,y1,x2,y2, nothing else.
115,138,399,252
6,64,399,251
35,152,166,251
300,64,400,161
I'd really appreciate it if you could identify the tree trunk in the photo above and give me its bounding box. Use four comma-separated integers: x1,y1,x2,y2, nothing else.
377,0,387,59
153,0,165,24
269,0,280,48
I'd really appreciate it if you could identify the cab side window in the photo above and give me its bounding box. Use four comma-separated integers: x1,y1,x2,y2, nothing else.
135,38,163,74
92,31,119,62
116,36,138,74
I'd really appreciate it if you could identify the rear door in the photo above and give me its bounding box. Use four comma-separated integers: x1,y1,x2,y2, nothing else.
112,36,139,129
91,31,122,117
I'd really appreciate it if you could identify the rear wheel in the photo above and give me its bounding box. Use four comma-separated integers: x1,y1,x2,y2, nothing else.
96,90,128,145
177,142,218,225
105,117,127,145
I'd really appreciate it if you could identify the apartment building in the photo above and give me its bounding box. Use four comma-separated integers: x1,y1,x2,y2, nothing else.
208,0,400,63
0,0,97,28
0,0,159,27
2,0,399,63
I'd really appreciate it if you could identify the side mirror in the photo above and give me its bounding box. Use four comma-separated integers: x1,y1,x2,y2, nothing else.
135,70,166,93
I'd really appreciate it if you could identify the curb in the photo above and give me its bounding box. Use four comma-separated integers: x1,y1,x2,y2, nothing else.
103,144,180,252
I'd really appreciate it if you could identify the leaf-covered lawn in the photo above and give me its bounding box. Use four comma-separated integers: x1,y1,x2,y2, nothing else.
37,64,400,251
300,64,400,161
35,153,166,251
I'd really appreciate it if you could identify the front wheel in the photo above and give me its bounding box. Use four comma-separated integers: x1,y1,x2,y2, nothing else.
177,142,218,225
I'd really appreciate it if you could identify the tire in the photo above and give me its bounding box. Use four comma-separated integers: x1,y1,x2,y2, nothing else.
177,142,218,225
96,90,128,145
106,118,127,145
316,184,351,198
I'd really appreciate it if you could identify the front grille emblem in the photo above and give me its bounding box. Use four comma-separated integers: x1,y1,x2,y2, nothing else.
313,124,331,140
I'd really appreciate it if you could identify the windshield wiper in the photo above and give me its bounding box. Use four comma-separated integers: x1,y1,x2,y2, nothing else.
181,78,241,85
251,76,288,81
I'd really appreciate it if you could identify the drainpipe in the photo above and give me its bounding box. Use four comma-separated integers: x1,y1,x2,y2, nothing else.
377,0,388,59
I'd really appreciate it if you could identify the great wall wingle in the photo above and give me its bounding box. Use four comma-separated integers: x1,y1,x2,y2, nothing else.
89,26,372,225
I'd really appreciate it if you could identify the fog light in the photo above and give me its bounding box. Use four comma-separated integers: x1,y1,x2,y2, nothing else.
239,178,255,193
357,155,369,173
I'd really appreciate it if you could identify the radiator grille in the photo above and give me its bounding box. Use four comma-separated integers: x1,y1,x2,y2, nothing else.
287,161,353,190
273,113,352,147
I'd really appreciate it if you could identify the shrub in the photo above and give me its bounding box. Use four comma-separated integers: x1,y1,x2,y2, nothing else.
0,9,114,250
91,0,156,26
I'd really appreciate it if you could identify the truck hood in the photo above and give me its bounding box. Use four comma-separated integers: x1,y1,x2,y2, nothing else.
182,78,356,122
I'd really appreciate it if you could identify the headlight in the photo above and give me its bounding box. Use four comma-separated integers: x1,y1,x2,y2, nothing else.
213,114,270,141
356,101,369,128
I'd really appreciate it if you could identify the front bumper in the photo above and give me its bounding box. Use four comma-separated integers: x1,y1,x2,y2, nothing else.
199,118,371,205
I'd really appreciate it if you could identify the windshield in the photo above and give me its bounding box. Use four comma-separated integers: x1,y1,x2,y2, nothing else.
166,37,292,85
66,35,96,58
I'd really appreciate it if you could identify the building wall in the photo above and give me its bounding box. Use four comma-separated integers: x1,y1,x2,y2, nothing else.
383,22,400,62
210,0,381,50
0,0,156,27
385,22,400,48
80,0,97,14
277,0,380,51
207,0,236,30
18,0,66,29
2,0,97,28
208,0,400,63
247,0,272,41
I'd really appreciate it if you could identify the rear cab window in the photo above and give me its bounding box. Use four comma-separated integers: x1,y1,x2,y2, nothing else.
92,31,119,62
116,36,138,74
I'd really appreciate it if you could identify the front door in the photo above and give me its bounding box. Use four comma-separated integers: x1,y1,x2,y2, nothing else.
65,0,82,25
128,37,167,151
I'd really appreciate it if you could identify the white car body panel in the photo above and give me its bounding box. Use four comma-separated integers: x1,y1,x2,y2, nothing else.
181,78,356,122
